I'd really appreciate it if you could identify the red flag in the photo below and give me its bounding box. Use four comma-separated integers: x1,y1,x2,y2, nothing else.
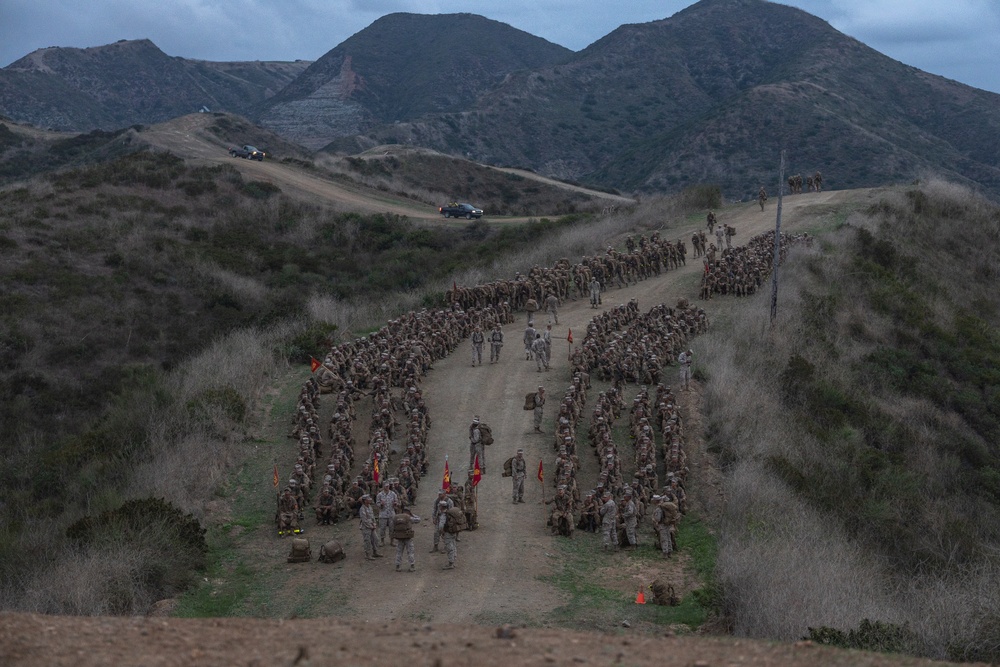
537,460,544,483
453,280,457,293
567,328,573,344
373,456,380,485
272,463,279,489
310,356,321,372
442,458,451,492
472,454,482,487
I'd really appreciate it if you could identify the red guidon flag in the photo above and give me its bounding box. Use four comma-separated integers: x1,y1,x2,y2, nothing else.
373,456,380,485
567,328,573,344
442,457,451,492
272,463,279,489
537,460,544,483
472,454,482,487
310,357,321,372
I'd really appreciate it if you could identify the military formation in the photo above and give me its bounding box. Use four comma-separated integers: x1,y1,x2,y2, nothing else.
788,171,823,194
530,298,703,556
698,229,805,300
274,214,719,572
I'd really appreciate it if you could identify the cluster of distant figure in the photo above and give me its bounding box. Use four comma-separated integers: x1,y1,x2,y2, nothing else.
788,171,823,194
445,231,691,317
273,206,718,570
699,229,807,300
535,299,700,558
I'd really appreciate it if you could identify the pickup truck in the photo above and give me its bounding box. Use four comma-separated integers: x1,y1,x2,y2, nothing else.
229,145,266,161
438,202,484,219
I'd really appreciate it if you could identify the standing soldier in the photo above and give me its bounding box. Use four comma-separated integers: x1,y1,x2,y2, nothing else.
599,491,618,551
758,186,768,211
430,489,453,553
532,385,546,433
545,292,561,324
532,333,548,372
678,349,693,391
469,416,485,474
471,326,485,366
439,500,459,570
725,224,735,249
375,481,398,547
393,508,419,572
543,324,553,369
359,494,382,560
706,210,717,234
511,448,527,503
652,494,680,559
715,224,725,251
489,324,504,364
523,322,537,361
621,489,639,548
589,277,602,308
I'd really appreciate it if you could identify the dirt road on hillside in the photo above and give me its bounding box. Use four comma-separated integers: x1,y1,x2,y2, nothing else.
138,115,629,222
3,189,919,667
247,188,868,627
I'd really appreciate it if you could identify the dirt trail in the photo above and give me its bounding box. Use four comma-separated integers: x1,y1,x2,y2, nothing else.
137,114,626,222
3,188,927,667
253,188,866,625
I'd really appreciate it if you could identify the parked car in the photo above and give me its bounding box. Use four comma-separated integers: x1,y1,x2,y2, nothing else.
229,145,266,161
438,202,484,219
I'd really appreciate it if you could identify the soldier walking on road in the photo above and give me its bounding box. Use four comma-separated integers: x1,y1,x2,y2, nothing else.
589,277,602,308
532,333,548,372
533,385,546,433
545,292,561,324
523,323,536,360
471,326,485,366
489,324,504,363
511,448,527,503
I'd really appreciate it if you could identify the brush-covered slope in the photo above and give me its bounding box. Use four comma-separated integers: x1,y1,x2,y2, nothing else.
256,13,573,149
347,0,1000,199
0,39,309,131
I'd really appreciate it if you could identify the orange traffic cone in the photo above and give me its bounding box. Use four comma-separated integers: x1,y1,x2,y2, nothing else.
635,588,646,604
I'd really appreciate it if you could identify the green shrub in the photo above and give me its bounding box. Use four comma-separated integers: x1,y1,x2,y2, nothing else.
806,619,920,655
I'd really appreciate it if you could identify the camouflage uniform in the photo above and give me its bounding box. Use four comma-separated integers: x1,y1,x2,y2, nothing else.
392,510,418,571
358,496,381,560
599,494,618,551
438,501,458,569
533,387,546,432
511,450,527,503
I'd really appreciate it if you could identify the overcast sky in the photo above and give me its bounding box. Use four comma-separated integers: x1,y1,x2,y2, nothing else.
2,0,998,94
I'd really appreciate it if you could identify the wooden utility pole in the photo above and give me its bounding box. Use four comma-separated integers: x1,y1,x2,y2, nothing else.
770,150,785,324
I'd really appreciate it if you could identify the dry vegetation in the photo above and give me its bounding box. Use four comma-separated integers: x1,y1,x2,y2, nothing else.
0,146,711,617
696,180,1000,660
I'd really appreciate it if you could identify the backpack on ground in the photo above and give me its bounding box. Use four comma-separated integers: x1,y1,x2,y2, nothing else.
287,537,311,563
523,393,536,411
318,540,345,564
445,506,468,533
479,422,494,446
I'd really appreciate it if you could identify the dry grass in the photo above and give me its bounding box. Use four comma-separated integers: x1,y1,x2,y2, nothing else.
698,179,1000,659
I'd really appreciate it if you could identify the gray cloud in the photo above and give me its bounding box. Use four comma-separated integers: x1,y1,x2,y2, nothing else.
1,0,997,93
